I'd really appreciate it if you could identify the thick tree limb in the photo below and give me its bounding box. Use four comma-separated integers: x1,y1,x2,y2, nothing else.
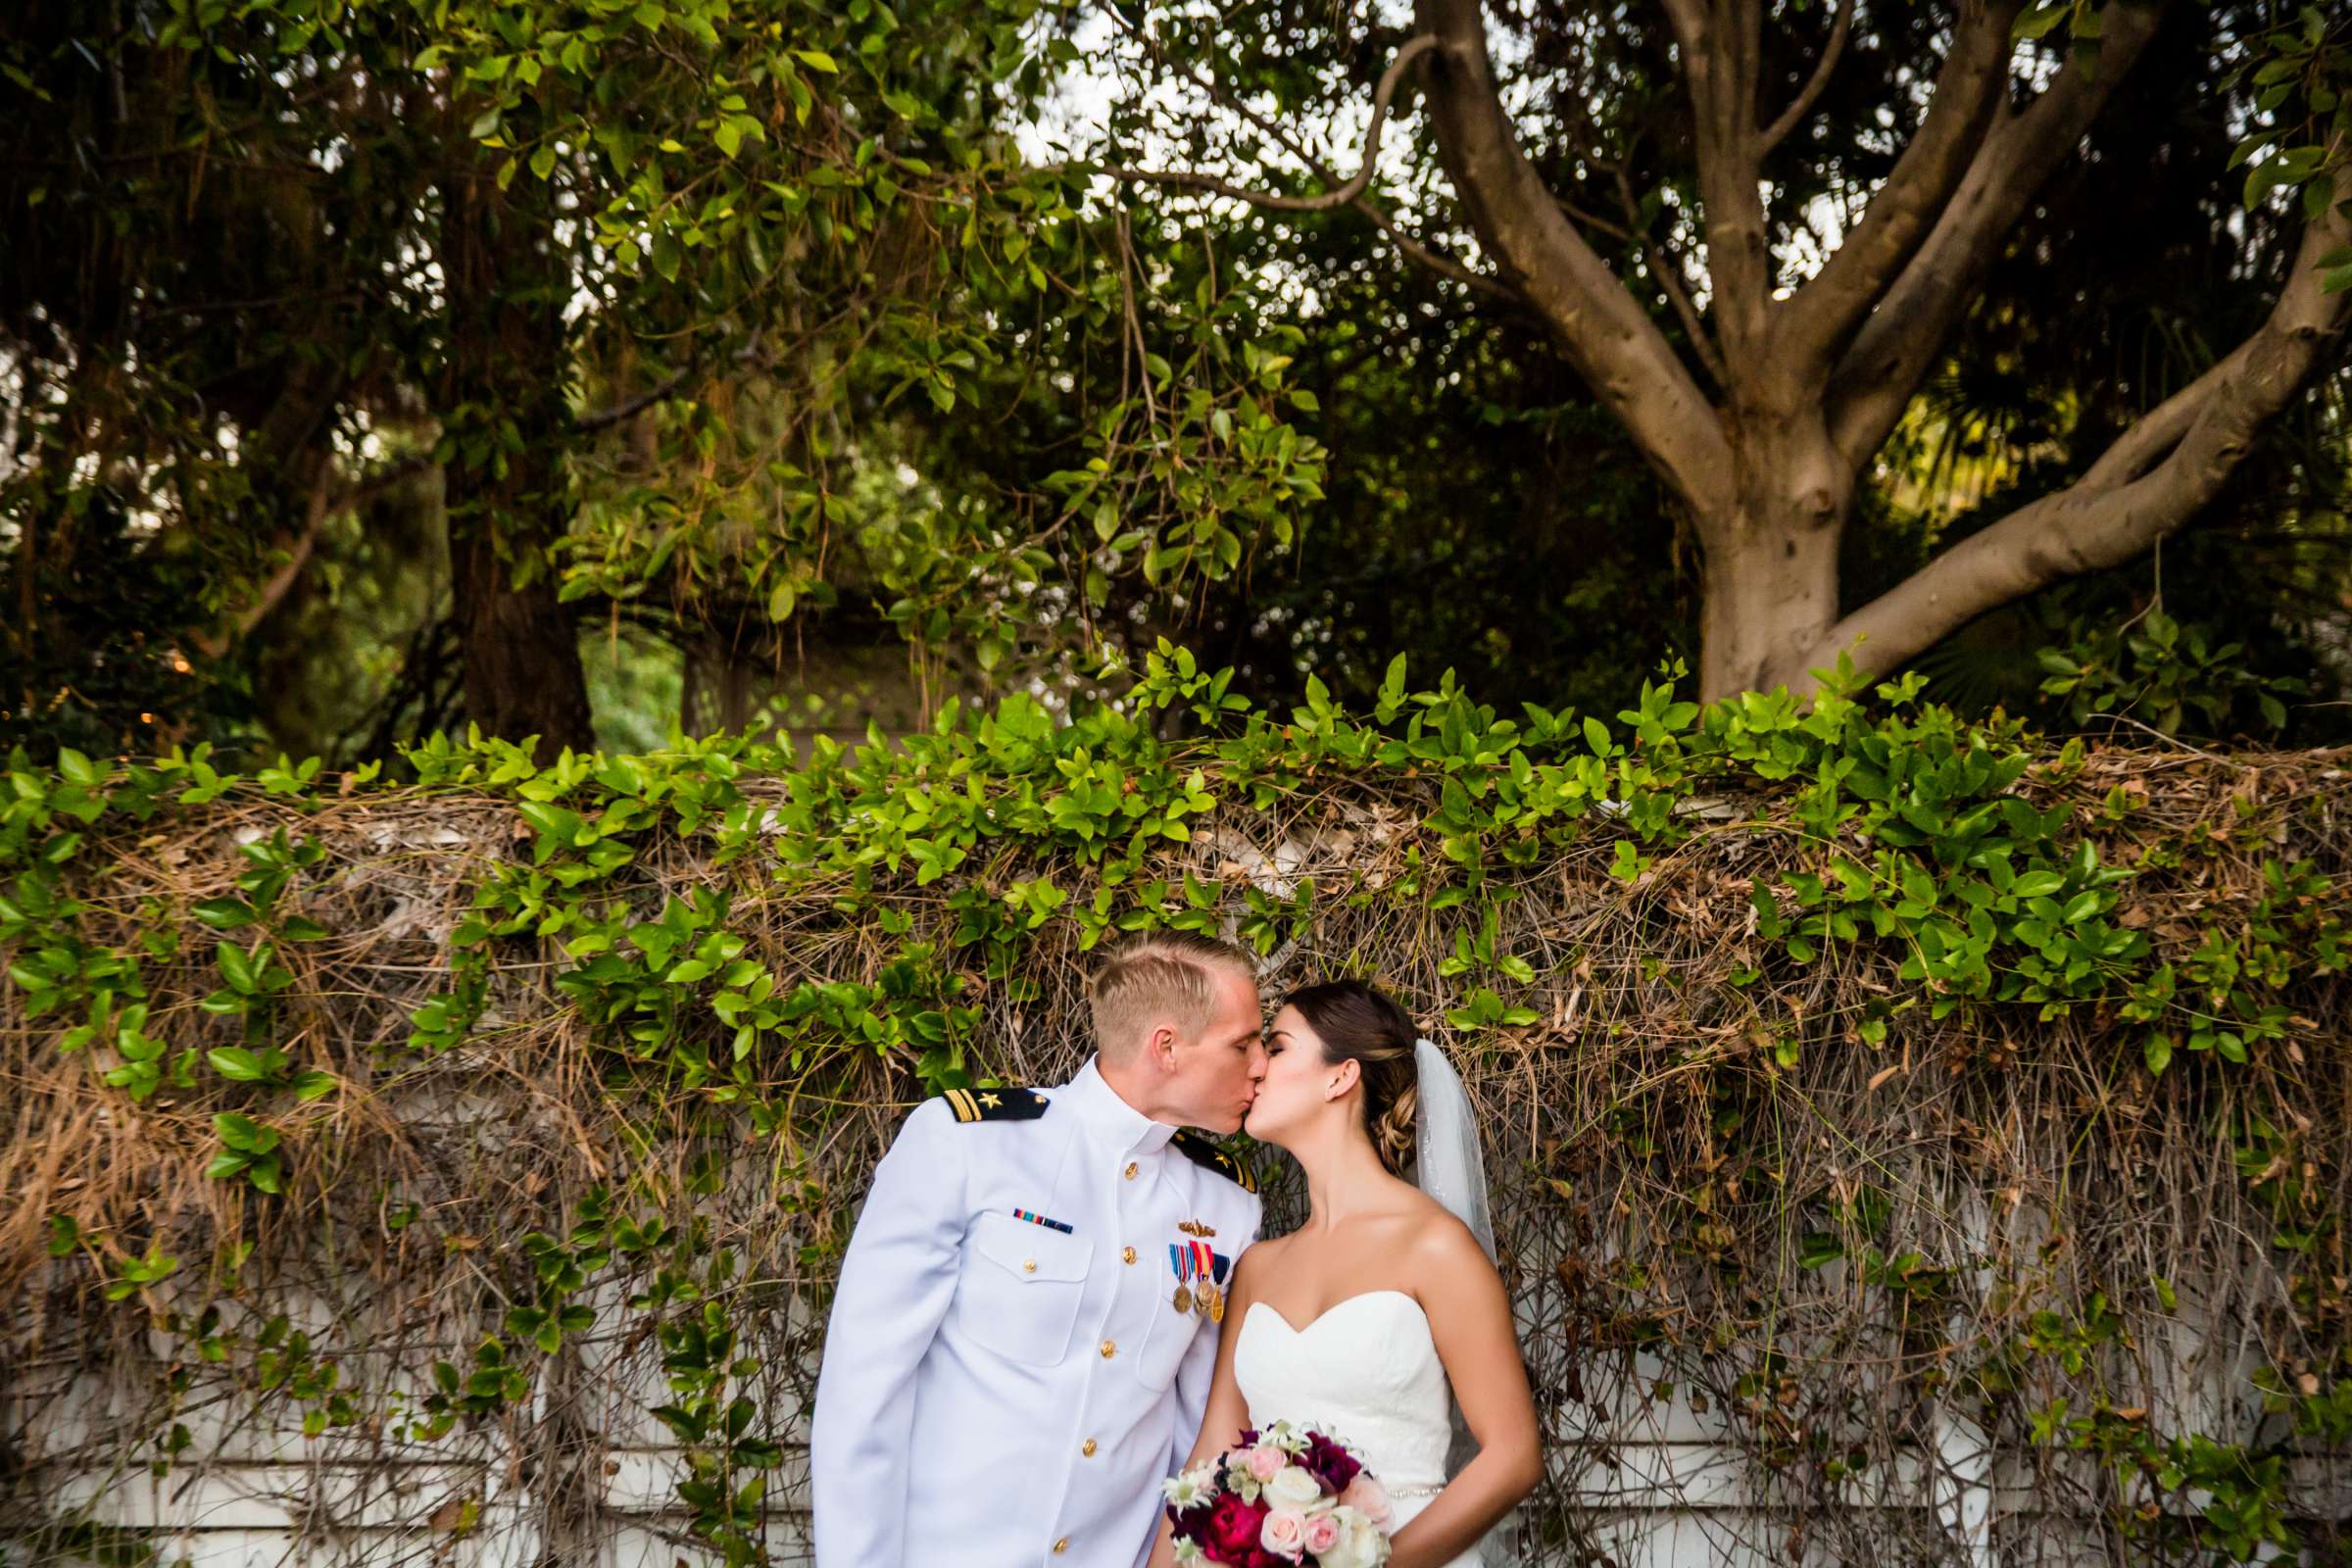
1827,2,2166,465
1774,0,2025,381
1673,0,1777,359
1779,166,2352,690
1758,0,1856,154
1413,0,1733,515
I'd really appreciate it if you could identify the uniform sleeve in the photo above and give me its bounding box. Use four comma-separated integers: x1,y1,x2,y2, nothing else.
810,1099,968,1568
1169,1188,1263,1472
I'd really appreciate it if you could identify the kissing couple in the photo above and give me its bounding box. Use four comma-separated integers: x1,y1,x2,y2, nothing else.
809,932,1542,1567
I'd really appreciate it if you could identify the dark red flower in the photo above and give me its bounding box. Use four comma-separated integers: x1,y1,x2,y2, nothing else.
1298,1430,1361,1493
1202,1494,1270,1563
1167,1499,1213,1546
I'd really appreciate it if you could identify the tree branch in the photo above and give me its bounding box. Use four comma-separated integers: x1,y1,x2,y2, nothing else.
1612,158,1728,388
1778,164,2352,690
1758,0,1856,154
1826,2,2167,465
1412,0,1733,516
576,365,695,432
574,337,765,431
1089,35,1440,213
1774,0,2026,380
1348,197,1521,300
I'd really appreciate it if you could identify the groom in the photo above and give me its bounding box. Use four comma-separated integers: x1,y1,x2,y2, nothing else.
810,932,1270,1568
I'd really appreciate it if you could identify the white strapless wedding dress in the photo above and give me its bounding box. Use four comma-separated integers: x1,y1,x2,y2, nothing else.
1231,1290,1482,1568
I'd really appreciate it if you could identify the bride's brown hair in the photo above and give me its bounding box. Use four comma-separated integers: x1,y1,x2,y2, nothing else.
1281,979,1418,1174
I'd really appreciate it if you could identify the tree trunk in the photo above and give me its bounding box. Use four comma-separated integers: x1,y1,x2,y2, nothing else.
438,151,593,764
1398,0,2352,704
1699,409,1854,698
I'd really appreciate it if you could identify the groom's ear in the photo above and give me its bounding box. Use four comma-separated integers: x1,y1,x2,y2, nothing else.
1148,1022,1181,1074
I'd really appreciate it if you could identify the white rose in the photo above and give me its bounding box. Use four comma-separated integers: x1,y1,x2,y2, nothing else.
1265,1465,1324,1509
1317,1516,1390,1568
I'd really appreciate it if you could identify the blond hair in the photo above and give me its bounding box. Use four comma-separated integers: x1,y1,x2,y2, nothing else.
1087,932,1258,1059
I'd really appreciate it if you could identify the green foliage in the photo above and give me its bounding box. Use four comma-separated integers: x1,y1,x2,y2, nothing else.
7,646,2352,1557
2035,608,2307,740
11,0,2346,773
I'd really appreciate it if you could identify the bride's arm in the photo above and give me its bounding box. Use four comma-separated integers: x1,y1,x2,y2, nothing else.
1145,1247,1266,1568
1386,1218,1543,1568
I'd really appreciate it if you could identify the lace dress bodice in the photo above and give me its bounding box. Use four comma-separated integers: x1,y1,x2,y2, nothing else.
1230,1290,1481,1568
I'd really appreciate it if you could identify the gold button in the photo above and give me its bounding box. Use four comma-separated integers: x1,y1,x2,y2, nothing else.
1122,1246,1137,1265
1022,1259,1037,1273
1123,1161,1139,1180
1054,1539,1069,1554
1082,1438,1098,1457
1100,1338,1116,1358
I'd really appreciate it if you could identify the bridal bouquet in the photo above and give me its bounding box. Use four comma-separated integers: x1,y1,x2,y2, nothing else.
1161,1419,1394,1568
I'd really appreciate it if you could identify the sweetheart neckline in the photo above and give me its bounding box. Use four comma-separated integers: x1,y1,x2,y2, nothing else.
1245,1288,1429,1338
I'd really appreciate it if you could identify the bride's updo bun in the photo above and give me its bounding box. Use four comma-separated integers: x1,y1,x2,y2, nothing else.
1282,979,1418,1175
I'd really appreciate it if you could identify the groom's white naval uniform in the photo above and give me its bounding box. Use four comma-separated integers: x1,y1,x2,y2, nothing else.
811,1055,1264,1568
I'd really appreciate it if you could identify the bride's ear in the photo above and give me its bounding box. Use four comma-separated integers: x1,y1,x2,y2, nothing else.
1324,1055,1359,1102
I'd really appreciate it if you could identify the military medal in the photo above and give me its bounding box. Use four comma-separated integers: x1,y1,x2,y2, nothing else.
1203,1248,1231,1320
1168,1243,1197,1315
1172,1283,1194,1314
1198,1281,1222,1322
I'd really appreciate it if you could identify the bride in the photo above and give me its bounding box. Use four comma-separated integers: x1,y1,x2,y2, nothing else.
1149,980,1542,1568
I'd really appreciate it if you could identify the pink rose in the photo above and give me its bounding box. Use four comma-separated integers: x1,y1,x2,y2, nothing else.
1246,1445,1288,1482
1258,1507,1308,1561
1300,1512,1344,1555
1338,1474,1394,1530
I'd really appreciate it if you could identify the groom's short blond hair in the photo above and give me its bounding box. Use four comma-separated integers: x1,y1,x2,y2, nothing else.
1088,932,1257,1059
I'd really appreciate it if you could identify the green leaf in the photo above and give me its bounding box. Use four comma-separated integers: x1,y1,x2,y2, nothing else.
213,1111,277,1153
216,941,259,994
208,1047,270,1082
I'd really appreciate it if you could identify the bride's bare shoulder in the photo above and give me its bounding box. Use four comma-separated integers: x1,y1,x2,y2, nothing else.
1398,1192,1488,1268
1235,1231,1289,1279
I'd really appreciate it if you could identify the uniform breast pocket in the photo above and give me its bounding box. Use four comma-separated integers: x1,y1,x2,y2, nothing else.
955,1212,1094,1366
1134,1276,1206,1391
